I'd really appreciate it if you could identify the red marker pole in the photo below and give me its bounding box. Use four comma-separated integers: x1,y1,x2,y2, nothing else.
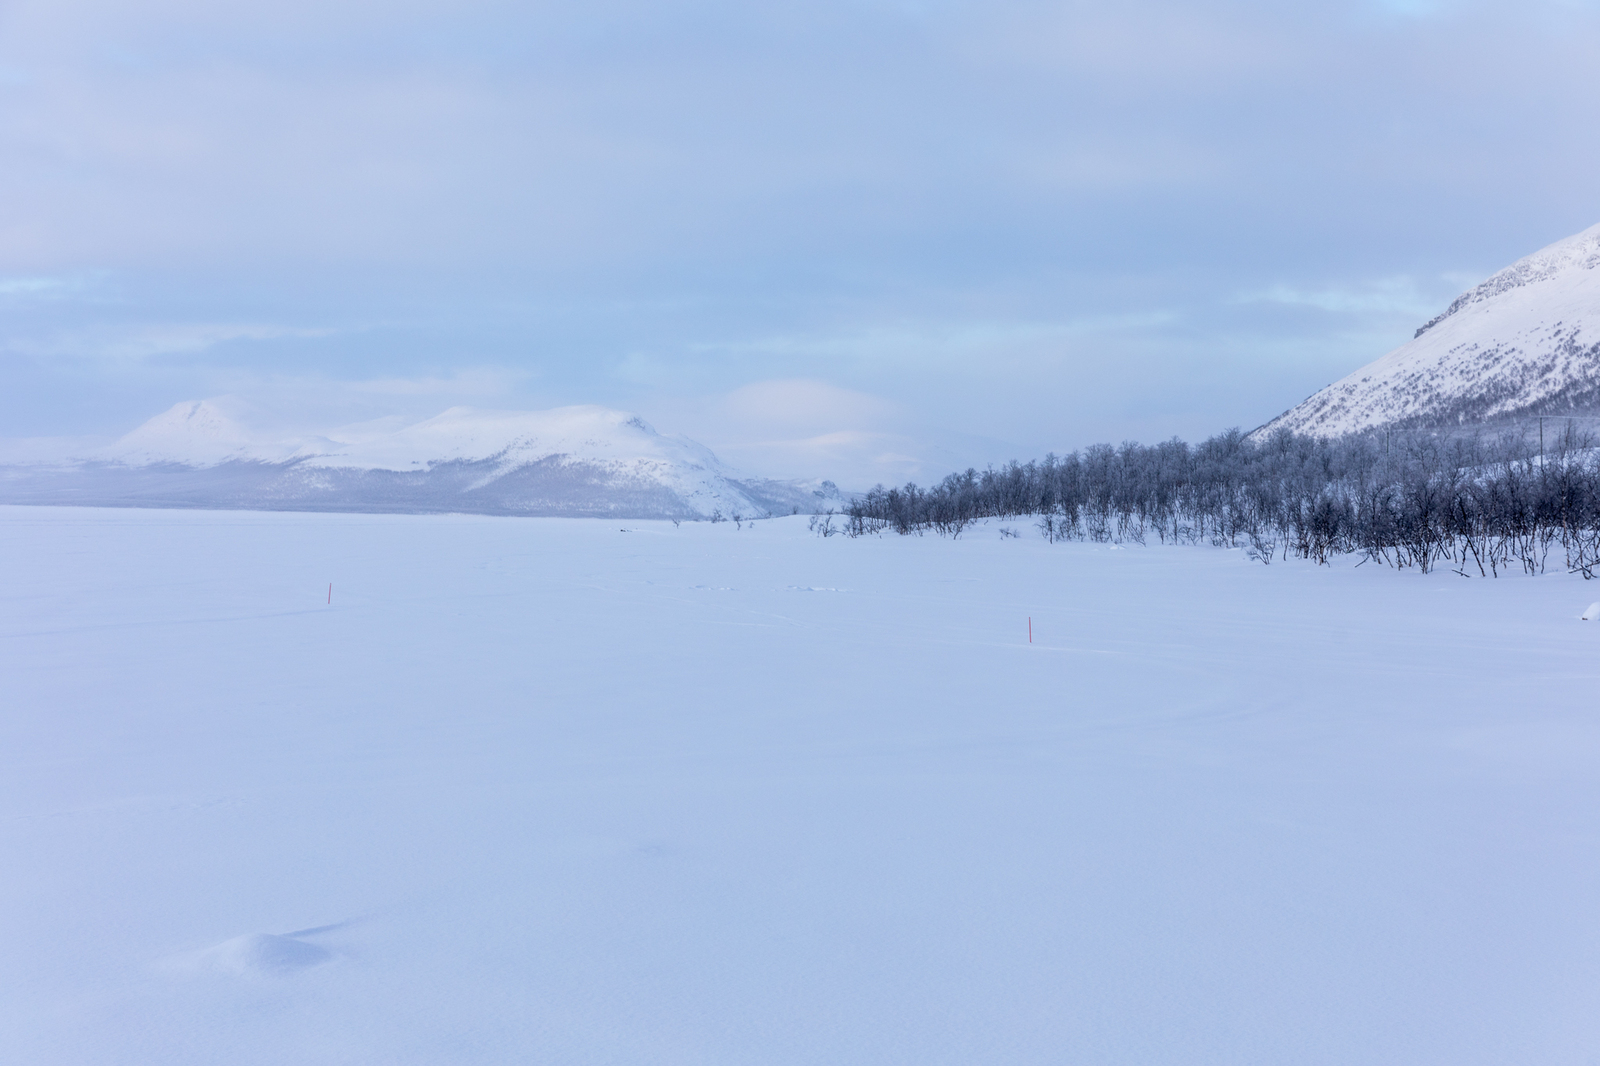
328,583,332,605
1028,616,1032,643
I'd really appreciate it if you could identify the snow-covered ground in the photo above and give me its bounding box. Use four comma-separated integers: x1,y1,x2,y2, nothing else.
3,506,1598,1064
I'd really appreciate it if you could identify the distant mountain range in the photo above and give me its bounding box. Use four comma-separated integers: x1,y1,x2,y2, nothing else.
14,223,1594,515
0,402,845,519
1257,222,1600,438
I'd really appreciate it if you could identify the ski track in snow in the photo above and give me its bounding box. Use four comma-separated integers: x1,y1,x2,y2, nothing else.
2,506,1600,1064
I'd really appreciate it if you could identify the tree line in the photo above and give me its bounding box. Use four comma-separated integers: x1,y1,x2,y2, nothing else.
843,422,1600,577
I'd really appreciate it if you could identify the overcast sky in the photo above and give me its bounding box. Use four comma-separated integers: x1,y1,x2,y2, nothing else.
2,0,1598,484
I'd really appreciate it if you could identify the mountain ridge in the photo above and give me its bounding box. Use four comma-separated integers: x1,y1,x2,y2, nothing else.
0,401,846,519
1256,222,1600,439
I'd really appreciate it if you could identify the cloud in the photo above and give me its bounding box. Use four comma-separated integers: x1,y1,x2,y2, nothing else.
1236,277,1457,319
9,322,342,362
0,273,107,300
340,368,530,398
151,367,539,433
0,276,72,297
690,314,1179,370
723,429,940,488
721,379,896,432
2,0,1599,452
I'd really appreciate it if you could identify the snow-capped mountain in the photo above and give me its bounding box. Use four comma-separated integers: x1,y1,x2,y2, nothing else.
0,401,846,518
1257,222,1600,438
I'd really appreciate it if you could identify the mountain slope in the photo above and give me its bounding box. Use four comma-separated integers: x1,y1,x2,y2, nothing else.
1257,222,1600,438
1,402,845,518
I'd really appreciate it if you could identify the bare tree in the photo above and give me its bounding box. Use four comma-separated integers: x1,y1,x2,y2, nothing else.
842,421,1600,578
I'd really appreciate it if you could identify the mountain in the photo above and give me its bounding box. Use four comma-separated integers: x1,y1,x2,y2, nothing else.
0,402,847,519
1256,222,1600,438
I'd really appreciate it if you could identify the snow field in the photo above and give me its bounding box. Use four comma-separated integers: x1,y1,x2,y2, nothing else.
2,505,1599,1064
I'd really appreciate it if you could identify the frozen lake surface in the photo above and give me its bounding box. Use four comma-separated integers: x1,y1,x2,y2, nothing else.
3,505,1598,1064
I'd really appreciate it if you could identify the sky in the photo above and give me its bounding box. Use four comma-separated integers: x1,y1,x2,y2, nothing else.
2,0,1599,485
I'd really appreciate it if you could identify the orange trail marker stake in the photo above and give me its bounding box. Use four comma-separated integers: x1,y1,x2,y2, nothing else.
328,583,332,605
1028,617,1032,643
